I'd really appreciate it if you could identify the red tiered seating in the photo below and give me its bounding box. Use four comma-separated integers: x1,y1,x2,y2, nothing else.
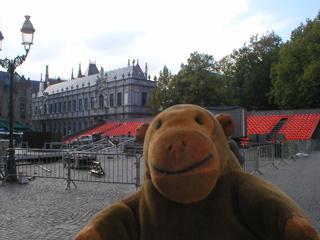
280,114,320,140
84,123,123,136
103,121,151,136
64,113,320,145
246,114,320,142
63,122,124,144
242,115,282,145
247,115,282,135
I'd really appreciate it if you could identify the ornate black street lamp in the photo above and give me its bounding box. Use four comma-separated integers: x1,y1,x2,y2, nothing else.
0,15,35,182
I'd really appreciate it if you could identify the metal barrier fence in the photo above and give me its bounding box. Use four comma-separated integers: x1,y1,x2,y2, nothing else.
1,148,141,189
243,139,319,175
1,139,319,187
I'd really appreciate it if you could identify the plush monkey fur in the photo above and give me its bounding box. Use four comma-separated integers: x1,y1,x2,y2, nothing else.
74,104,319,240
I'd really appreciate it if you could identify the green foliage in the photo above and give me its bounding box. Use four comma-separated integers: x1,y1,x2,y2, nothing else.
147,12,320,112
217,54,235,87
270,12,320,109
170,52,227,107
148,65,173,115
231,31,282,110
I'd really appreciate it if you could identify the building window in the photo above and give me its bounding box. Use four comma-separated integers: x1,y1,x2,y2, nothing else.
58,102,62,112
91,97,95,109
142,92,147,106
68,101,71,112
63,101,66,112
99,95,104,108
84,98,88,110
49,104,52,114
54,103,57,113
79,99,82,111
117,92,122,106
20,89,26,97
43,104,47,114
73,100,77,111
20,103,25,114
110,94,114,107
35,106,38,115
73,122,76,132
78,121,82,131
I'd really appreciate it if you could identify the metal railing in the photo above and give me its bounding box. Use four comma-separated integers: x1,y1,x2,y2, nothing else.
1,148,141,189
1,139,319,187
243,139,319,175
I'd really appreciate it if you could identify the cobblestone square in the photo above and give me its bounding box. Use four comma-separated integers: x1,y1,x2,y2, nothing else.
1,152,319,239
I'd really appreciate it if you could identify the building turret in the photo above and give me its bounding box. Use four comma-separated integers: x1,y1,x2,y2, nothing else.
145,63,148,78
78,63,83,78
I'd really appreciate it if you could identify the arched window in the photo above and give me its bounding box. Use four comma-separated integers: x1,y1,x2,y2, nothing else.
99,95,104,108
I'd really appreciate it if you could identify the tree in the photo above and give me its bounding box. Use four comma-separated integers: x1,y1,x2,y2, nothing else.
230,31,282,110
270,12,320,109
148,65,173,115
217,54,235,88
169,52,226,107
216,54,238,106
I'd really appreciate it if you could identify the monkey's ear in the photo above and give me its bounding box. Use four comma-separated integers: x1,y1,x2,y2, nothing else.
216,114,235,137
135,123,150,144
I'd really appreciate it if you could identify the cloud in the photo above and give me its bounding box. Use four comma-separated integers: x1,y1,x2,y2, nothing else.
84,30,147,56
1,0,318,81
29,41,66,62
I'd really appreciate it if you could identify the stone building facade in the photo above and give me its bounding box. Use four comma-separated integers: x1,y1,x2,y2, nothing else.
0,71,32,125
31,61,154,135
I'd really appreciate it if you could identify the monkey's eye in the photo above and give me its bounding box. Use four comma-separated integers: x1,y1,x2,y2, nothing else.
195,117,203,125
156,121,162,129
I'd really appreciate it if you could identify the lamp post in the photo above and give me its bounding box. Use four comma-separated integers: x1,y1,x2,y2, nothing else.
0,15,35,182
0,31,4,51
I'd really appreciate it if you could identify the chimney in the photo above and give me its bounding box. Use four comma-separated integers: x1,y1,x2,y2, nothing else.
39,74,45,93
145,63,148,78
45,65,49,81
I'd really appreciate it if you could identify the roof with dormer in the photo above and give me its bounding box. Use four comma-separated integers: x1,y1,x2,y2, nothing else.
84,62,99,76
42,64,147,96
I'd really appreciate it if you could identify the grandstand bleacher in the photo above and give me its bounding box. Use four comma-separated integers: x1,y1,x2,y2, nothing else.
63,114,320,146
245,114,320,143
102,122,148,137
63,121,151,144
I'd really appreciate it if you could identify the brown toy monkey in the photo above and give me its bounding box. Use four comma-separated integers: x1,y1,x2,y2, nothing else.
74,104,319,240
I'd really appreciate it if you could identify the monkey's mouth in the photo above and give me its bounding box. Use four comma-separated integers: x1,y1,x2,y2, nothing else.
151,154,213,175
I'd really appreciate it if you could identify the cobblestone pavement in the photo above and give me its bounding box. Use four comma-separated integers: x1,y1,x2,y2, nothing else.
258,152,320,235
1,152,319,239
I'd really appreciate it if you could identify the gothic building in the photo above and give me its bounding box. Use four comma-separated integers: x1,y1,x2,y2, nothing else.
31,60,154,135
0,71,32,125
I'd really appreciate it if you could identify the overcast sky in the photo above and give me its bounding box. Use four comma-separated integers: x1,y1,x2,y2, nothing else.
0,0,319,81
